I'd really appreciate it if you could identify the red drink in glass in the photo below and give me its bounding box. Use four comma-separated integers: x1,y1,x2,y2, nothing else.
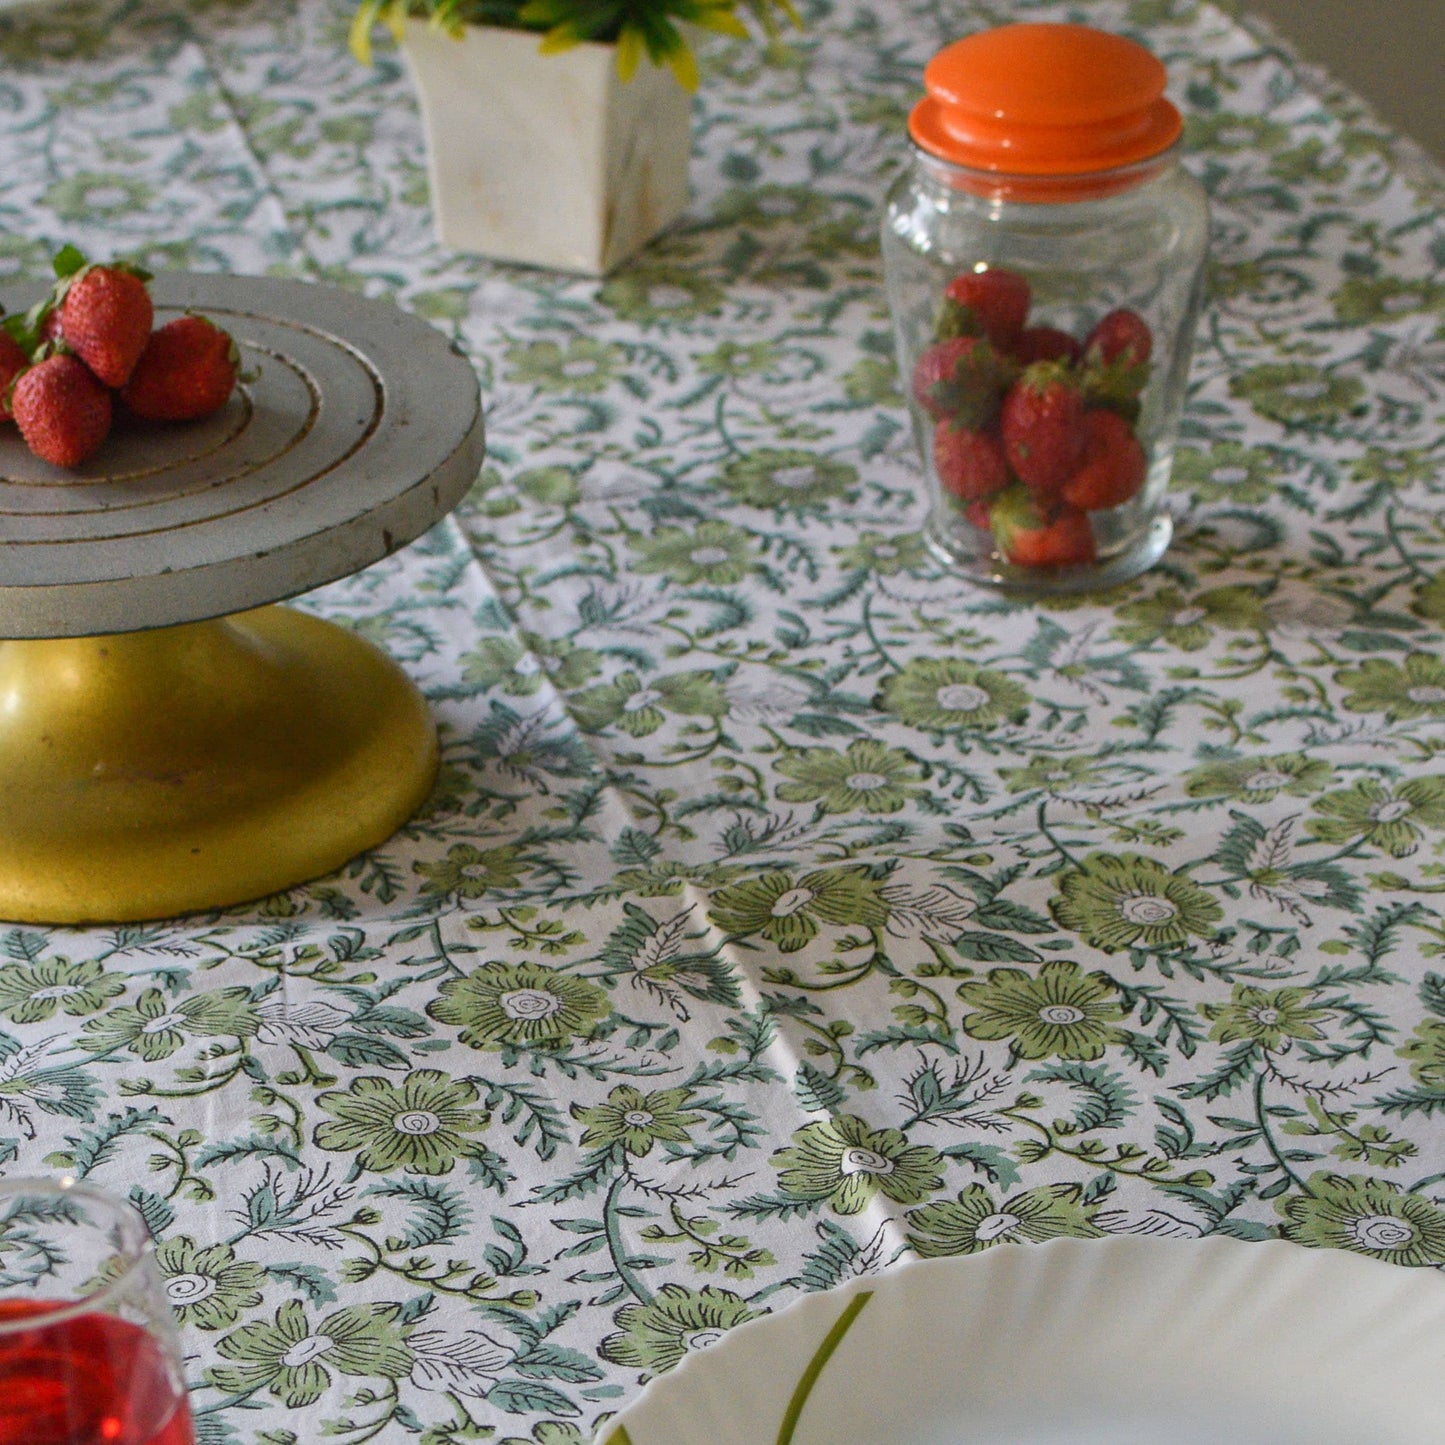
0,1183,196,1445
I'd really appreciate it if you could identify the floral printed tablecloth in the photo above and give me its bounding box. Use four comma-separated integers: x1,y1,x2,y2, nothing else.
1,0,1443,1441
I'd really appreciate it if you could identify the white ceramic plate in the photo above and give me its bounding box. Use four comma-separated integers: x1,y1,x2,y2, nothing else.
595,1237,1445,1445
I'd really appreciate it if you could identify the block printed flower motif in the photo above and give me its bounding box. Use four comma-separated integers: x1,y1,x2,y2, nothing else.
0,956,124,1024
771,1114,944,1215
1277,1174,1445,1267
718,447,857,508
428,962,611,1051
773,737,925,813
414,843,529,899
905,1182,1105,1257
567,669,728,737
313,1070,492,1175
1050,853,1222,953
876,658,1029,731
1199,985,1329,1052
208,1300,414,1407
1112,584,1266,651
153,1236,267,1331
706,866,890,952
1336,654,1445,722
1306,775,1445,857
631,520,757,586
77,986,260,1062
956,960,1128,1061
573,1084,703,1157
600,1283,761,1376
1184,753,1333,803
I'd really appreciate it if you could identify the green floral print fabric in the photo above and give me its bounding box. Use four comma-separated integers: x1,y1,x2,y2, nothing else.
0,0,1442,1440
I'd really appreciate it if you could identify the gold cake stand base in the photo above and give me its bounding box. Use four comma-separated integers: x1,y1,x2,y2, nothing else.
0,606,438,924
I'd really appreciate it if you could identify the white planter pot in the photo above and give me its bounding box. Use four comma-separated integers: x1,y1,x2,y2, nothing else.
401,20,693,276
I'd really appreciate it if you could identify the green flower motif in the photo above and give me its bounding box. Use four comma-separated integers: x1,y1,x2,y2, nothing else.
428,962,610,1051
694,339,781,377
504,336,624,394
1169,442,1277,504
462,634,600,695
999,754,1113,794
599,1283,761,1376
1113,584,1266,651
1199,985,1328,1051
314,1070,492,1175
1331,276,1445,325
1184,753,1333,803
1185,112,1290,152
1305,775,1445,857
905,1182,1105,1257
600,265,725,326
43,171,155,223
840,354,902,406
718,448,856,509
1337,654,1445,721
208,1300,414,1407
1051,853,1222,953
514,466,583,507
78,987,259,1062
609,860,746,897
567,668,728,737
1348,446,1437,491
772,1114,944,1215
1229,362,1365,427
1398,1019,1445,1089
1208,260,1311,311
573,1084,702,1157
632,520,756,585
1277,1174,1445,1267
774,738,925,814
0,956,124,1024
876,658,1029,732
832,530,926,575
154,1237,266,1331
414,843,529,899
1411,574,1445,625
957,959,1127,1061
707,866,890,952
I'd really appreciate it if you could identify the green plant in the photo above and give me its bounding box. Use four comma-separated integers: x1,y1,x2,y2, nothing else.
349,0,800,89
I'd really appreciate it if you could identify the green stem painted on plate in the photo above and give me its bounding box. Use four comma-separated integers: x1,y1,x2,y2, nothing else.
775,1289,873,1445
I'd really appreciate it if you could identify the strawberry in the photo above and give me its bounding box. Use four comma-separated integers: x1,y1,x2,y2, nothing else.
940,267,1031,350
1062,410,1148,511
121,314,240,422
963,497,993,531
0,328,29,421
1000,361,1086,494
11,353,112,468
57,262,153,388
1083,308,1153,366
989,485,1096,568
933,419,1009,503
911,335,1014,428
1015,325,1083,366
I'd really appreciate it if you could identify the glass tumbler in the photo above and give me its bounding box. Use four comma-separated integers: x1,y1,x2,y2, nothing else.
881,23,1210,592
0,1178,195,1445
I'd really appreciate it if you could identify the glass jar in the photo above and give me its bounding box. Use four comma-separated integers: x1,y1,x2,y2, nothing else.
881,23,1209,592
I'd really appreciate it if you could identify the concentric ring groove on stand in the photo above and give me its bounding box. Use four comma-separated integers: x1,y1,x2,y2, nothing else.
0,272,485,638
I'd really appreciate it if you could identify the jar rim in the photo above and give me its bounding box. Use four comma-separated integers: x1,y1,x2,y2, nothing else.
907,139,1180,204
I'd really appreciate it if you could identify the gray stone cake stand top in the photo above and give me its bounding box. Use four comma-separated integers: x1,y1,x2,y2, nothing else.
0,273,486,639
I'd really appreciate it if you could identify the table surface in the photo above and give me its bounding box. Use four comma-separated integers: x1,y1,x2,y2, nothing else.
0,1,1442,1441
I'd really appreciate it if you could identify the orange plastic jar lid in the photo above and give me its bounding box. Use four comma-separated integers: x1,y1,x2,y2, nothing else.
909,23,1182,181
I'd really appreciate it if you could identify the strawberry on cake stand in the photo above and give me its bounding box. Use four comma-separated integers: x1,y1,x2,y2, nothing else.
0,274,485,924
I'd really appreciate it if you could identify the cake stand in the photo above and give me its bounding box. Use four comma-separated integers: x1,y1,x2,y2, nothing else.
0,273,486,924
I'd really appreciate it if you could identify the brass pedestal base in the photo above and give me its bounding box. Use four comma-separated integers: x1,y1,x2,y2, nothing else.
0,607,438,924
